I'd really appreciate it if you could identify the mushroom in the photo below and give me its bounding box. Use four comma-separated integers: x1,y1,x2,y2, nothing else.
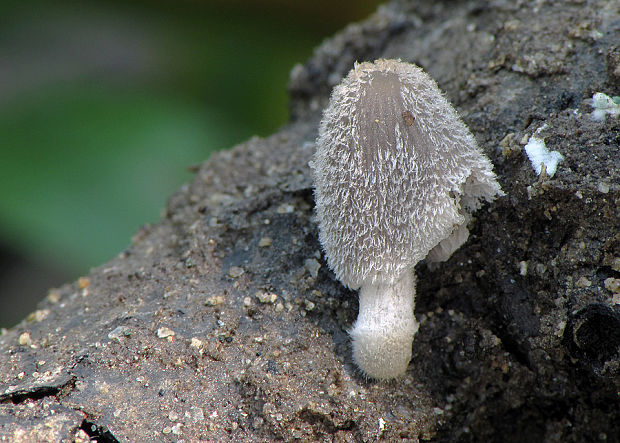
311,59,503,379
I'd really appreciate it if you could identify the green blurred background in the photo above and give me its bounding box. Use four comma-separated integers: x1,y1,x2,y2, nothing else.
0,0,383,327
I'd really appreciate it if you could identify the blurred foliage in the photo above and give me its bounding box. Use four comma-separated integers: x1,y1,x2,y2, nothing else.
0,0,382,280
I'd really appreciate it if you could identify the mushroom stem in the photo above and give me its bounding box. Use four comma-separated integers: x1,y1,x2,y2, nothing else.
350,271,419,379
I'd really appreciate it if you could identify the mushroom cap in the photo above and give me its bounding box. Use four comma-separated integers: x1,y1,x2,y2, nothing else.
312,59,501,289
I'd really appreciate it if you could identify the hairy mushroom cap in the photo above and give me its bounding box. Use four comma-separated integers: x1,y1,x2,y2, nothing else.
313,59,502,290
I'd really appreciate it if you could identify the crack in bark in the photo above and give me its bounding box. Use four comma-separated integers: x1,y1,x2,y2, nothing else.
80,419,120,443
0,375,76,404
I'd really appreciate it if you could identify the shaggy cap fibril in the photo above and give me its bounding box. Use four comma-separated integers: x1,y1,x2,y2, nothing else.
312,59,501,289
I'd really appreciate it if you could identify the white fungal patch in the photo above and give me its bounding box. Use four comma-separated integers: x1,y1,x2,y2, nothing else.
524,136,563,177
586,92,620,121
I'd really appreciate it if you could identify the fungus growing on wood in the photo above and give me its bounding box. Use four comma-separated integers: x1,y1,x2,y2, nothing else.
312,59,503,379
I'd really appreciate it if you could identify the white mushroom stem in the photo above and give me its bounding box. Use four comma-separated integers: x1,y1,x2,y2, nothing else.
350,271,419,379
